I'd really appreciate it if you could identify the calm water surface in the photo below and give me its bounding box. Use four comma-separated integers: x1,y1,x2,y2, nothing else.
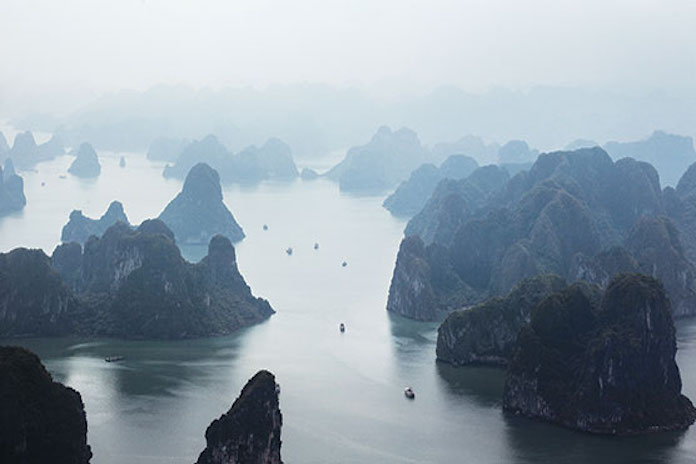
1,151,696,463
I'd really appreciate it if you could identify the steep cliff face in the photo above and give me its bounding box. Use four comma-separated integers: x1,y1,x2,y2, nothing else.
1,221,272,339
61,201,130,244
625,216,696,317
0,159,26,215
0,248,80,336
665,162,696,266
159,163,245,244
436,274,566,366
389,148,696,320
386,236,439,321
196,370,282,464
0,346,92,463
503,274,696,434
404,165,509,246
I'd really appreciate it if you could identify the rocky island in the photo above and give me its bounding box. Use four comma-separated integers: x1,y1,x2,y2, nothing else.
68,143,101,178
436,274,566,366
61,200,130,244
503,274,696,434
163,135,298,183
326,126,430,193
196,370,283,464
5,131,66,170
159,162,245,244
388,147,696,320
0,220,272,339
0,158,26,215
0,346,92,463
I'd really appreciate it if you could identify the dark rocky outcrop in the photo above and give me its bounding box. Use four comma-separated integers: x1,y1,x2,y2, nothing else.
195,370,282,464
503,274,696,434
7,132,66,170
604,131,696,187
0,248,79,337
61,201,131,245
0,346,92,463
664,162,696,267
159,163,245,244
0,159,26,215
326,126,430,192
389,147,696,320
436,274,566,366
163,136,298,183
383,154,479,217
147,136,190,162
404,165,510,247
0,221,272,339
68,143,101,178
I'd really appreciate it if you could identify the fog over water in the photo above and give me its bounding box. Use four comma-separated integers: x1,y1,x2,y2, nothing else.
2,147,696,463
2,1,696,463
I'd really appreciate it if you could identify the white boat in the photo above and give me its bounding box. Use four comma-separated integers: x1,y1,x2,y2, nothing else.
404,387,415,399
286,247,293,255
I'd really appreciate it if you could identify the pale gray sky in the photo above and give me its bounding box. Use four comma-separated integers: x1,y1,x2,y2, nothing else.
1,0,695,112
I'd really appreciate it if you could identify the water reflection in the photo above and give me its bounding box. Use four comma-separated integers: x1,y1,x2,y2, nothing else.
435,361,504,408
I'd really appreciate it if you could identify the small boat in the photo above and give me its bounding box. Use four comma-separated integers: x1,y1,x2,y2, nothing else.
119,156,126,168
339,323,345,333
286,247,293,256
41,181,45,187
59,175,66,179
404,387,415,399
263,224,269,231
342,261,348,267
105,356,124,363
314,243,319,250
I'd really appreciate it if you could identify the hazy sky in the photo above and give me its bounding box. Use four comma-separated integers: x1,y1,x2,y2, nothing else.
1,0,695,111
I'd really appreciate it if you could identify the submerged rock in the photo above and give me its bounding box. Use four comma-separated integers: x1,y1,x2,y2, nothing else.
503,274,696,434
159,163,245,244
61,201,131,245
436,274,566,366
0,346,92,463
68,143,101,178
196,370,282,464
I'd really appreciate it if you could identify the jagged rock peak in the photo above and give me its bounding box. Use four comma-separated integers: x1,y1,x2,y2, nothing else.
182,162,223,202
503,274,696,434
196,370,283,464
0,346,92,463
